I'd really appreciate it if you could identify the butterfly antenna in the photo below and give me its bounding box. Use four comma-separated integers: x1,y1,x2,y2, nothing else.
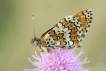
32,14,36,38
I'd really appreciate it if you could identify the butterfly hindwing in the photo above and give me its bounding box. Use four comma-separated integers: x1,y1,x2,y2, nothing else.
40,16,83,48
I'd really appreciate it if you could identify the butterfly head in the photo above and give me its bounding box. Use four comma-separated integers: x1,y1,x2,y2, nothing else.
30,37,40,47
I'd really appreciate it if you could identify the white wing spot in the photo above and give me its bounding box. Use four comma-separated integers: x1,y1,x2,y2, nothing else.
65,16,73,21
69,41,73,46
55,41,60,46
63,27,68,32
65,38,71,41
58,22,63,28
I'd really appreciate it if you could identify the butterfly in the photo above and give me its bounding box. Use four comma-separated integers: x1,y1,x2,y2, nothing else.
31,9,93,52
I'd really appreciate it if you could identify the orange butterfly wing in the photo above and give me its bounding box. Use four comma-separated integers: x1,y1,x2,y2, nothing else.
40,9,93,48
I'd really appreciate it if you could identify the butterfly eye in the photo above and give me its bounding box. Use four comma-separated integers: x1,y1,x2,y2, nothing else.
34,41,38,46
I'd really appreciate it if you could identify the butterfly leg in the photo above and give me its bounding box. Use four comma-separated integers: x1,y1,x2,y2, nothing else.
38,47,44,56
47,47,53,63
46,47,51,52
38,46,44,66
46,47,52,58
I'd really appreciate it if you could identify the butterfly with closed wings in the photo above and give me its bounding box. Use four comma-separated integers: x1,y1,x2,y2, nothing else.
31,9,93,52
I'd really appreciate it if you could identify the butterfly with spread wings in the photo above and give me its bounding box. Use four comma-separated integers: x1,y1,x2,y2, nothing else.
31,9,93,52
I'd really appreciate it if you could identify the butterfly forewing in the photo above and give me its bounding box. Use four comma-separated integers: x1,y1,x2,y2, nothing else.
40,9,93,48
74,9,93,38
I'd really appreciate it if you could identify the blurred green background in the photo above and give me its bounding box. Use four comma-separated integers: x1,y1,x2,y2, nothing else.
0,0,106,71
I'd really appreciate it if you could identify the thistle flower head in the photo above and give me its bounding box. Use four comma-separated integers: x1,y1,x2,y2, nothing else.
24,47,89,71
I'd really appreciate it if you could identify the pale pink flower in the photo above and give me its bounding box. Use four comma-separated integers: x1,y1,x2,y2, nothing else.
24,47,89,71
